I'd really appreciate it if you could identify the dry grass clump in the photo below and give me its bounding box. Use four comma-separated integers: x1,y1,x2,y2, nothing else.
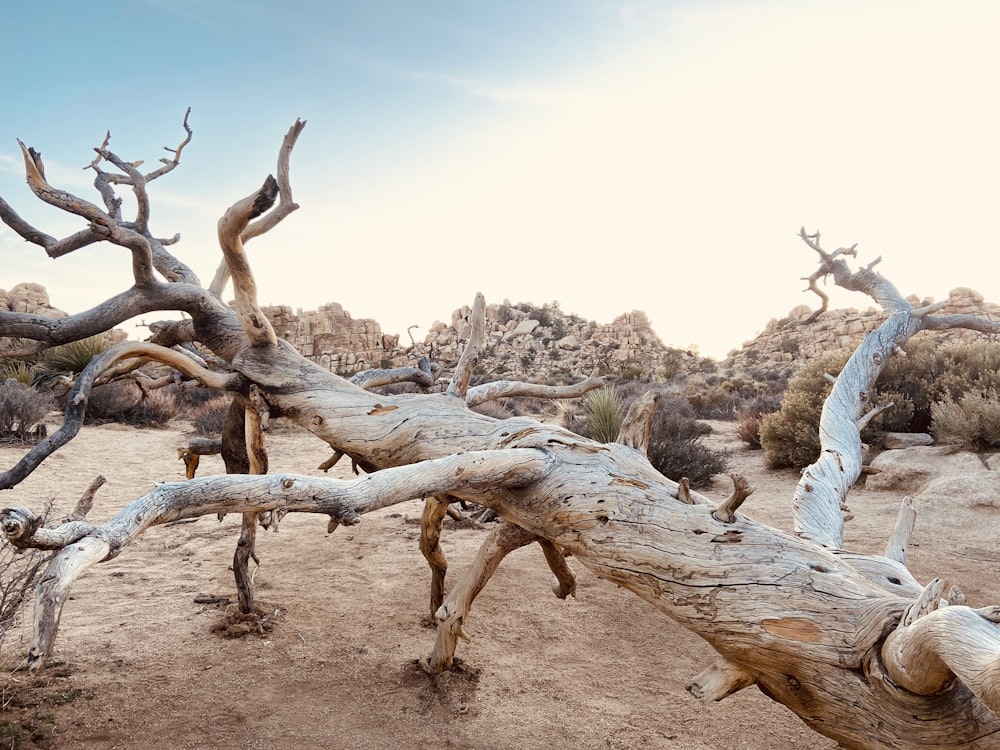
85,381,178,427
189,396,232,435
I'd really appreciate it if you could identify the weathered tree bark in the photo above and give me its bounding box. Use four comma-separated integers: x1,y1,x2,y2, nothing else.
4,122,1000,748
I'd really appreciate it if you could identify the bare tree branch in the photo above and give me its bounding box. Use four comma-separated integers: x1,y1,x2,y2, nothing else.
465,368,603,408
217,177,280,346
210,119,306,297
17,141,156,286
0,341,242,491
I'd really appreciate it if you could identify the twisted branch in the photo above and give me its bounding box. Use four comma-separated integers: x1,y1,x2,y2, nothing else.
210,119,306,297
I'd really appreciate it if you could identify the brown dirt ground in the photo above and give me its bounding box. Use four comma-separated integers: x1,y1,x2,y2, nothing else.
0,418,996,749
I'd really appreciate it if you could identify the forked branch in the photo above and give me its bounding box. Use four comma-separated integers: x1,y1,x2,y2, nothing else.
17,141,156,285
465,368,604,408
210,119,307,297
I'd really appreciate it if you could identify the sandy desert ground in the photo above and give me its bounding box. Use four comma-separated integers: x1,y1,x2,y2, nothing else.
0,415,996,750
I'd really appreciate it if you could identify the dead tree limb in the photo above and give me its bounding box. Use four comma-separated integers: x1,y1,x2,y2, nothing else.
209,119,306,298
6,120,1000,748
2,450,553,668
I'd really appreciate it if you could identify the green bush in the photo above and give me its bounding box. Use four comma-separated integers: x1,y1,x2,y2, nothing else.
585,385,624,443
876,337,1000,431
564,385,728,486
760,351,849,469
0,379,53,443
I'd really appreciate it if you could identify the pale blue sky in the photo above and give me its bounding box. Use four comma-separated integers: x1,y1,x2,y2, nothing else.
2,1,998,357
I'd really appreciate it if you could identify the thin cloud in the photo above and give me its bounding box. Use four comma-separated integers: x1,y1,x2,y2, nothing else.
388,66,565,105
0,152,19,176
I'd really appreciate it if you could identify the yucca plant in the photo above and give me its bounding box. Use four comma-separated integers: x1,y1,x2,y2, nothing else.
0,358,37,385
585,385,624,444
40,335,110,377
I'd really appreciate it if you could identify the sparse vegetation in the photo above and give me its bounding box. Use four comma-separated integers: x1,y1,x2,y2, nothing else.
563,383,729,487
645,394,728,487
189,396,232,435
736,407,769,449
0,380,53,444
0,359,36,386
85,381,177,427
471,400,515,420
760,339,1000,468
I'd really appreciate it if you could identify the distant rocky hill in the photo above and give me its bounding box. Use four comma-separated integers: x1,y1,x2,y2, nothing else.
265,288,1000,384
725,287,1000,371
263,300,682,383
6,283,999,385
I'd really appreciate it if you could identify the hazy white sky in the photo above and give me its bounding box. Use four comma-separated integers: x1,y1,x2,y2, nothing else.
2,0,998,358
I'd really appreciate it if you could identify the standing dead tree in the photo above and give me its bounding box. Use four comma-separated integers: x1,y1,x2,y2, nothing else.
2,117,1000,749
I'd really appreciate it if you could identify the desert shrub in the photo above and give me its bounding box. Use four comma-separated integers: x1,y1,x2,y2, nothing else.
876,337,1000,432
618,363,647,381
736,407,770,449
562,385,728,486
497,396,554,418
931,389,1000,449
759,340,1000,468
516,300,565,329
189,396,232,435
660,349,686,380
646,394,728,487
684,373,782,419
585,385,624,443
760,351,849,469
0,380,53,443
557,398,586,436
85,381,178,426
40,334,111,377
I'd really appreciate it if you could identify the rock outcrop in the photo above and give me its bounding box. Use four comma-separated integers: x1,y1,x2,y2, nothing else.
260,300,685,382
726,287,1000,371
420,302,678,383
261,303,401,375
1,283,68,355
1,282,66,320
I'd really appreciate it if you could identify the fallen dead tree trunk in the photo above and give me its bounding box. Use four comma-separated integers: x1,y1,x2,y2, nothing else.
3,118,1000,748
